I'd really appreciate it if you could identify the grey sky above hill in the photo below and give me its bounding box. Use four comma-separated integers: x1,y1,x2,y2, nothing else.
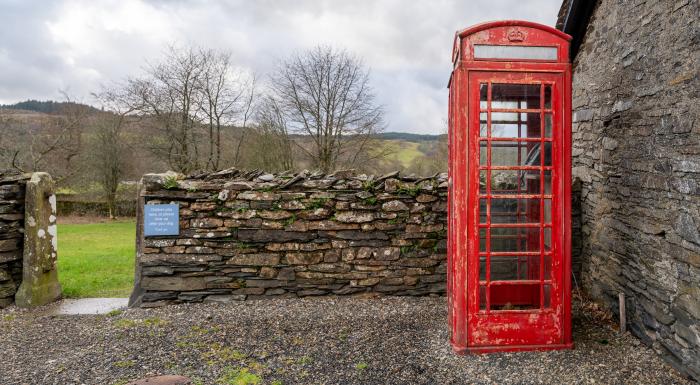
0,0,561,134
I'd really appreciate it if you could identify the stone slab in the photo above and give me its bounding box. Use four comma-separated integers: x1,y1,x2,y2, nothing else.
47,298,129,315
126,375,193,385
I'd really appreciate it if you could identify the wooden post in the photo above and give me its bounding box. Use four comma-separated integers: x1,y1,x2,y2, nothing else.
619,292,626,334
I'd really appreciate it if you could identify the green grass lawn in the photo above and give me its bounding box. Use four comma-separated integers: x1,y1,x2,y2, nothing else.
58,220,135,298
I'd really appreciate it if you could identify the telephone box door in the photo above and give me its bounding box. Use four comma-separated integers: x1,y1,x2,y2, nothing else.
466,70,567,349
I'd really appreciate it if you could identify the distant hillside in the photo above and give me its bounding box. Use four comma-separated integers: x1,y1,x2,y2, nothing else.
377,132,444,142
0,100,99,114
289,132,443,142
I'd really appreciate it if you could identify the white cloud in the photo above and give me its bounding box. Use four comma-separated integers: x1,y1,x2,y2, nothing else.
0,0,562,133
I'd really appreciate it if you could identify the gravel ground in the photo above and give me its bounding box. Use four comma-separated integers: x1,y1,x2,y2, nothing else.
0,297,692,385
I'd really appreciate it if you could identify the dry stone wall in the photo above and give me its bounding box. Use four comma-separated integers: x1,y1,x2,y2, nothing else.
130,169,448,307
0,172,29,308
570,0,699,380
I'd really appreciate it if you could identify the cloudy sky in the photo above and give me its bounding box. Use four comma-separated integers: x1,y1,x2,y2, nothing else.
0,0,562,134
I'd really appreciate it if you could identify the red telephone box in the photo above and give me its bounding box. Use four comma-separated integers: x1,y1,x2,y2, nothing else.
447,21,573,353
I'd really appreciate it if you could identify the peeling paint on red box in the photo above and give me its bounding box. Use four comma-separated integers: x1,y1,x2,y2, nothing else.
447,21,573,353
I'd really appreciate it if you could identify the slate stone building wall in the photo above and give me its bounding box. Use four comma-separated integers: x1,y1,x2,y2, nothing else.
568,0,699,379
0,172,29,308
130,170,448,307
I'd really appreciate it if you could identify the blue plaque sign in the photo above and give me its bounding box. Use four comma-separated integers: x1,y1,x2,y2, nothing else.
144,204,179,236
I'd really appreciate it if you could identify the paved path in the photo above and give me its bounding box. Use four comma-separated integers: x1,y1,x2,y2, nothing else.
0,297,691,384
43,298,129,315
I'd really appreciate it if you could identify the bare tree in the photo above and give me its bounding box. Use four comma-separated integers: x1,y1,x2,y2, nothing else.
119,45,257,173
120,45,207,173
89,90,137,218
198,51,256,171
269,46,385,173
246,97,294,171
92,112,130,218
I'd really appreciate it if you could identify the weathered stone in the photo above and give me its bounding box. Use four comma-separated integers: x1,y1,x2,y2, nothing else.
227,253,280,266
324,249,340,263
298,208,332,220
309,263,351,273
284,252,324,265
141,254,222,266
341,248,356,261
675,286,700,319
285,220,308,232
360,223,376,231
376,247,400,261
353,278,380,286
397,258,439,267
203,276,233,284
383,178,400,192
334,211,374,223
0,213,23,221
0,250,21,263
264,288,286,295
184,246,214,254
223,209,257,220
144,239,176,248
191,218,223,228
334,231,388,240
0,281,17,298
279,200,305,210
382,200,409,212
300,243,331,251
245,279,284,288
238,229,315,242
348,239,390,247
224,181,254,190
674,213,700,246
243,218,264,228
0,239,19,252
259,266,278,278
15,173,61,308
261,220,284,230
162,246,186,254
265,243,300,252
141,276,206,291
257,173,275,182
406,224,443,233
258,210,293,220
277,192,305,201
380,277,404,285
297,289,327,296
416,194,437,203
237,191,280,201
142,266,175,276
350,202,379,210
0,297,13,308
307,221,360,231
175,239,201,247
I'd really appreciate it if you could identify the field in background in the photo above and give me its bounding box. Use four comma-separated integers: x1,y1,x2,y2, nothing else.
58,220,135,298
382,140,424,168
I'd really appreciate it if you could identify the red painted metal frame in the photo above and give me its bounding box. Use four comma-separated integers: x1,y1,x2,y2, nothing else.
447,20,573,354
